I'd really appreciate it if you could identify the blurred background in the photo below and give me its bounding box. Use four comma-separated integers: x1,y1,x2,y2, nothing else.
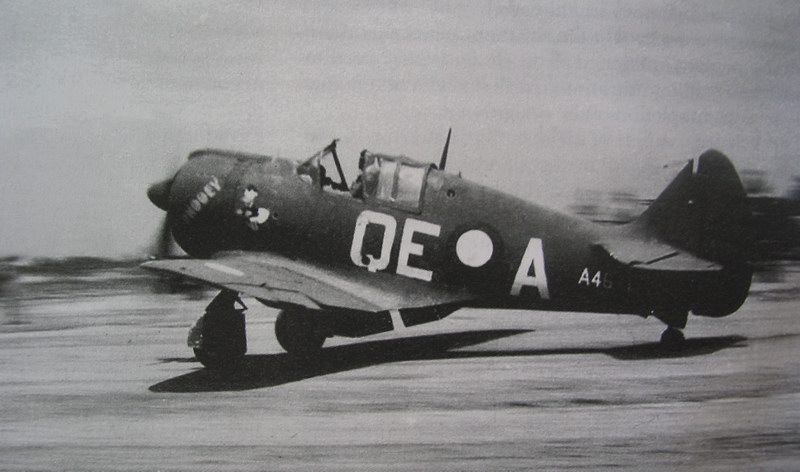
2,6,798,468
570,171,800,263
0,1,798,291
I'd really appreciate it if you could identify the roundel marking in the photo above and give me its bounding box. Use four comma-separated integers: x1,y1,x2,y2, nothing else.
456,229,494,267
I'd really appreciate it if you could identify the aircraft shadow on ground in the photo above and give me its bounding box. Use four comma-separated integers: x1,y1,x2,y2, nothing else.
150,330,747,393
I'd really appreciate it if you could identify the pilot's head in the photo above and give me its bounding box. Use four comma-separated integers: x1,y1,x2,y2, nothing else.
358,150,367,170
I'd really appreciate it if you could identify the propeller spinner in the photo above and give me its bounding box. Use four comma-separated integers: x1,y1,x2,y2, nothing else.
147,177,173,211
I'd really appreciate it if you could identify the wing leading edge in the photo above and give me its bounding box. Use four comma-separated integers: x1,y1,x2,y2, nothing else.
142,251,477,313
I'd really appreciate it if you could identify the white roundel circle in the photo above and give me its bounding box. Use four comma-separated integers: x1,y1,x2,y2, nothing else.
455,229,494,268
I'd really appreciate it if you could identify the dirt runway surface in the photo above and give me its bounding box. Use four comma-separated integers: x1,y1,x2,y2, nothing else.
1,264,798,471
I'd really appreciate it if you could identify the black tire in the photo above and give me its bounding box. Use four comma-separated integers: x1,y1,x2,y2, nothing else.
193,347,245,370
660,327,685,347
275,310,326,355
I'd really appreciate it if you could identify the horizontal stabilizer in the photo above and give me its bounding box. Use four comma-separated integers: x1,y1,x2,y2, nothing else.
593,238,721,272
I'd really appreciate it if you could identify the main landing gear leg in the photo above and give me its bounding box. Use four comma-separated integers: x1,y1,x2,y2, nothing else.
652,309,688,348
189,290,247,369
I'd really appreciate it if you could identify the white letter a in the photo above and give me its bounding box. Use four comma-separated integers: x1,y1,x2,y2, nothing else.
510,238,550,299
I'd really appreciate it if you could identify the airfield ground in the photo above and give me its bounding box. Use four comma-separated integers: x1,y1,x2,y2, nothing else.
0,262,798,471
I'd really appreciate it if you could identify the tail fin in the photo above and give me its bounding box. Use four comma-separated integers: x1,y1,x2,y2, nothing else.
634,150,754,317
635,150,754,266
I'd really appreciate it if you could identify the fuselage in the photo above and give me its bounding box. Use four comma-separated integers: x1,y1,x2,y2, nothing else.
163,149,701,316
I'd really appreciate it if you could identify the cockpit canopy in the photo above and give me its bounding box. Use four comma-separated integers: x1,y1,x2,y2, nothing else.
296,143,432,213
361,153,431,212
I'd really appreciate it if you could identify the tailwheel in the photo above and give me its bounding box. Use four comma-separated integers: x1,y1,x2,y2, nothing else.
275,310,326,355
660,326,685,347
189,291,247,370
652,309,687,348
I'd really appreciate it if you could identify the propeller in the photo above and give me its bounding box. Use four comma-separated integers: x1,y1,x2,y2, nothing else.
145,159,204,297
146,159,185,259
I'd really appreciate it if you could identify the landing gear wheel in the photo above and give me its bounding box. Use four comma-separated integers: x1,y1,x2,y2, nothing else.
275,310,326,355
193,346,245,370
660,326,685,347
190,291,247,370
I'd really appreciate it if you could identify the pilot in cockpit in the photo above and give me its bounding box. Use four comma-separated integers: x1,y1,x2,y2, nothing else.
351,150,379,199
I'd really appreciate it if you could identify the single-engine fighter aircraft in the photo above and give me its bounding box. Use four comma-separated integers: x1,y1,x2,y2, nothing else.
144,133,753,369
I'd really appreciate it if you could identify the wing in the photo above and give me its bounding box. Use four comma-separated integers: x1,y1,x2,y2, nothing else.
593,238,722,272
142,251,477,312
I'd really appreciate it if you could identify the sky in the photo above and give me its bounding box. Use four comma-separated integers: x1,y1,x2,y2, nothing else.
1,0,799,257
